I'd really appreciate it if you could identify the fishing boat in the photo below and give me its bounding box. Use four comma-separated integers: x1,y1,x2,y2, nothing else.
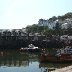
40,53,72,62
27,44,40,52
40,46,72,62
20,44,40,52
20,47,28,52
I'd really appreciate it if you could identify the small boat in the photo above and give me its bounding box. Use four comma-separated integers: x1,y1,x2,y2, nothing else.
40,53,72,63
40,47,72,63
27,44,40,52
20,47,28,52
20,44,40,52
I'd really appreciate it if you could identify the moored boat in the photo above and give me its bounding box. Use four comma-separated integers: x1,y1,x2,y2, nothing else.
40,53,72,62
27,44,40,52
20,47,28,52
40,46,72,63
20,44,40,52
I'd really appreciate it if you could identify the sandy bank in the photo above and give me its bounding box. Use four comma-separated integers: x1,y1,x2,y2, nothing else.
51,65,72,72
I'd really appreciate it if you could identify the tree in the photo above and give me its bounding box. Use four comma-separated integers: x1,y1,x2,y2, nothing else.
52,16,57,21
31,24,38,33
54,22,61,30
54,22,61,35
26,25,32,33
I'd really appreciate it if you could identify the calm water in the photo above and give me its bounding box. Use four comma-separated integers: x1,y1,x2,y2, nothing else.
0,50,72,72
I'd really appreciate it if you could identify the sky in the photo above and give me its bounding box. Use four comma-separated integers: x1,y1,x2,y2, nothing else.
0,0,72,29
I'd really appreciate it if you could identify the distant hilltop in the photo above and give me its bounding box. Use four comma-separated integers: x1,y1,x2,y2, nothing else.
38,12,72,29
0,12,72,31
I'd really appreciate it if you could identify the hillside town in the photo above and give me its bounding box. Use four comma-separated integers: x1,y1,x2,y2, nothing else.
0,13,72,49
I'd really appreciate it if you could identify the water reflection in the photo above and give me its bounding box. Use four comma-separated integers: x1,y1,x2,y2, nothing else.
0,51,38,67
0,51,72,72
39,62,72,72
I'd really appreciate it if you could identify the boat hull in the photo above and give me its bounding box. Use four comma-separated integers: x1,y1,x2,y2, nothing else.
40,54,72,63
20,48,40,52
28,49,40,52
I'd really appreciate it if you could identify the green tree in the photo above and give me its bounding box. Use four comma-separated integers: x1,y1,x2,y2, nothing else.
31,24,38,33
54,22,61,35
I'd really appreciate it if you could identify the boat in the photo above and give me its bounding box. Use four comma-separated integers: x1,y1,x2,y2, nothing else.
40,53,72,63
20,47,28,52
20,44,40,52
27,44,40,52
40,47,72,63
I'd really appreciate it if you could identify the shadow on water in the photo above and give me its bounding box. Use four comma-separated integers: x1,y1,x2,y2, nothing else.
0,50,72,72
0,50,40,67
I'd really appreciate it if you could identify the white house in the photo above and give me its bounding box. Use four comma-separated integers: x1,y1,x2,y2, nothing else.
38,19,48,26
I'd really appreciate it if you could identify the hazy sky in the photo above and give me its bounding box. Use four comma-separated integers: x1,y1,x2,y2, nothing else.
0,0,72,29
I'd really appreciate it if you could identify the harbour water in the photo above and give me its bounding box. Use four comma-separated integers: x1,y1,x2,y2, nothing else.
0,50,72,72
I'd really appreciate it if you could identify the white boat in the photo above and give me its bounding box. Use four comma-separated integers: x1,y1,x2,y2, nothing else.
27,44,40,52
20,44,40,52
